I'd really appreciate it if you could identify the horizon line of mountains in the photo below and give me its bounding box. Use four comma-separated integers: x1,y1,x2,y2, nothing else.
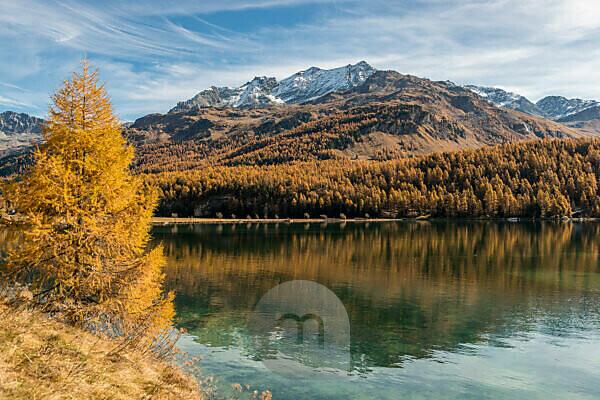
2,61,599,131
463,85,599,123
169,61,599,123
2,60,600,172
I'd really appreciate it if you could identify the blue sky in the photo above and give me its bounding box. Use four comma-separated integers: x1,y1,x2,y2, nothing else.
1,0,600,120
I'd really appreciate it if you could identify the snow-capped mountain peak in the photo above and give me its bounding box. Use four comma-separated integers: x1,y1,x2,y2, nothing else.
535,96,599,120
463,86,600,121
235,76,280,108
0,111,43,136
464,85,543,116
170,76,279,112
273,61,376,103
170,61,376,112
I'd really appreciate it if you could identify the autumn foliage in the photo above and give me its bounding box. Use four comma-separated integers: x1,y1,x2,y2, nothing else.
1,62,173,346
148,138,600,219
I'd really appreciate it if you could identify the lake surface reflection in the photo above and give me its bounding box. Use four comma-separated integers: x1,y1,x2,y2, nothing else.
127,222,600,398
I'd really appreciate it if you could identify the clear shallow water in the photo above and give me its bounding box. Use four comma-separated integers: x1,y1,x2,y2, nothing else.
155,221,600,399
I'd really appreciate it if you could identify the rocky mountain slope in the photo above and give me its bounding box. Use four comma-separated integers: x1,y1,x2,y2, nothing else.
2,62,597,176
0,111,43,135
170,61,375,112
127,68,581,173
536,96,599,120
463,85,543,116
464,86,600,132
0,111,44,158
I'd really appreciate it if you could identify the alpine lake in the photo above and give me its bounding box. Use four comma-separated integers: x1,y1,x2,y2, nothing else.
152,221,600,399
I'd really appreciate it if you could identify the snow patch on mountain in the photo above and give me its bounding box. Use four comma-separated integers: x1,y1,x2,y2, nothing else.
273,61,375,103
170,61,376,112
463,86,600,121
464,85,542,116
536,96,599,120
0,111,44,157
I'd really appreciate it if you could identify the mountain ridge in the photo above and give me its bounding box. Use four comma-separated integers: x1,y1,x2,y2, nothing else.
463,86,544,116
125,68,582,174
464,86,600,123
538,96,599,120
0,111,44,136
2,62,599,175
169,61,376,112
0,111,44,161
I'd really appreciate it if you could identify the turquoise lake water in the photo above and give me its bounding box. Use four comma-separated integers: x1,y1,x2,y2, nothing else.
154,221,600,399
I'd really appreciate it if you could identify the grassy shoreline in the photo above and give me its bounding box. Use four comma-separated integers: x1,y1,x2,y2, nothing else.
0,303,203,400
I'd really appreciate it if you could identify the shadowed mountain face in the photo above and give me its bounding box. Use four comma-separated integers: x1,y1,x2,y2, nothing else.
0,111,43,135
554,105,600,133
537,96,599,120
542,99,600,135
127,69,580,173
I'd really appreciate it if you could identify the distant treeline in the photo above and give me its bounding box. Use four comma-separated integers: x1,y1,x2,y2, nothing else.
146,138,600,219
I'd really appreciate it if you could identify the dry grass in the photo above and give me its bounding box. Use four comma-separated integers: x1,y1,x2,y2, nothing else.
0,304,203,400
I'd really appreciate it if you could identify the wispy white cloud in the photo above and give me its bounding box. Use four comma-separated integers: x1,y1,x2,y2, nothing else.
1,0,600,119
0,0,259,60
0,94,34,109
99,0,351,16
227,0,600,101
0,82,29,92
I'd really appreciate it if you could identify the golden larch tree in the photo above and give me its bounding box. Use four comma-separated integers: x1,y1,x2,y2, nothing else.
1,62,173,346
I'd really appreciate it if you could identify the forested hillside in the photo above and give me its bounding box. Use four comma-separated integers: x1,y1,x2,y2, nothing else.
0,68,590,181
2,67,599,221
147,138,600,219
128,70,580,174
